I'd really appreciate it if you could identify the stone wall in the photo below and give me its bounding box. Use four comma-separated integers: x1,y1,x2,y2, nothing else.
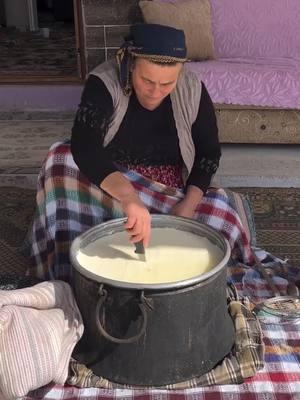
81,0,143,72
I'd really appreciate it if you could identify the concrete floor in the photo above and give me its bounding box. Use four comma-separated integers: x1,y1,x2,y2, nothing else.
0,116,299,188
215,144,300,188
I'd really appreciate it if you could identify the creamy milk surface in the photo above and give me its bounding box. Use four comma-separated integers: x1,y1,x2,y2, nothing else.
76,228,223,284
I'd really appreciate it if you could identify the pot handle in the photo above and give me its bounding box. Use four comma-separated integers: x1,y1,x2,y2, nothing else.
95,286,152,344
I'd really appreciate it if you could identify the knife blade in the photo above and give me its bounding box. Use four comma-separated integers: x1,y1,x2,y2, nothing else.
134,241,146,262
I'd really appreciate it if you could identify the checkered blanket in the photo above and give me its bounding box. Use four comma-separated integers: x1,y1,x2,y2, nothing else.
28,141,254,282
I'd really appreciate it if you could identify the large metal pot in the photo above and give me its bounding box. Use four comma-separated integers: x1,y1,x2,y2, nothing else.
70,215,234,386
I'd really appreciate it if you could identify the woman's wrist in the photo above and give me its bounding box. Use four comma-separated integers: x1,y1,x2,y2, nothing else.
184,185,204,210
100,171,137,202
119,191,141,207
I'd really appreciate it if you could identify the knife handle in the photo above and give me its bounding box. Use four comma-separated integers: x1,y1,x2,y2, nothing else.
134,241,145,254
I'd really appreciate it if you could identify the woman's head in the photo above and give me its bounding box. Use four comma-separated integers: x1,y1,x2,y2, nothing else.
131,57,183,110
116,23,187,98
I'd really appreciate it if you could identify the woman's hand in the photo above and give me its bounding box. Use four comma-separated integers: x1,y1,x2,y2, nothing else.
120,193,151,246
170,185,204,219
100,171,151,246
170,198,196,219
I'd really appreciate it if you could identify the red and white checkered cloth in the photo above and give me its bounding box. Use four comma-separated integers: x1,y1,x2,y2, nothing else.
22,268,300,400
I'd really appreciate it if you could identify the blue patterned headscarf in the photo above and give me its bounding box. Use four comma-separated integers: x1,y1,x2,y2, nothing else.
116,24,187,96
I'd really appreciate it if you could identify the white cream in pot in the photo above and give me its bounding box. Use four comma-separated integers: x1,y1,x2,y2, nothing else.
76,227,223,285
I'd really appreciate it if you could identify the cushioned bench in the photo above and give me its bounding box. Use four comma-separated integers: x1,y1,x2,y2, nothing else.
139,0,300,144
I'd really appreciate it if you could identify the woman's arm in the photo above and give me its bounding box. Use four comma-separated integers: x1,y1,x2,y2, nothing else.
186,82,221,194
71,75,118,184
71,74,151,245
171,82,220,218
100,171,151,246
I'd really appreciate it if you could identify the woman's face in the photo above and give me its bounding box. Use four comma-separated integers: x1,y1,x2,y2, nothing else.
131,58,183,111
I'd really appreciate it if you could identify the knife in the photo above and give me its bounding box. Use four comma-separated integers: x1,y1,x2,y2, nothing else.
134,241,147,262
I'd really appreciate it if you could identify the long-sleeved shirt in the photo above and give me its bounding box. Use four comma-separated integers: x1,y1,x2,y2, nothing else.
71,74,221,193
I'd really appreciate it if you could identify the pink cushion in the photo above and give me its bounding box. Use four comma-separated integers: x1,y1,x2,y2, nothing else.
186,58,300,108
154,0,300,108
210,0,300,59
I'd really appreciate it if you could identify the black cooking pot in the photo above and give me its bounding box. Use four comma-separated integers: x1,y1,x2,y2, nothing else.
70,215,235,386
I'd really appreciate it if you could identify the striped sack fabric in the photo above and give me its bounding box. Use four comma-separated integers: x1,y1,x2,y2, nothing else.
0,281,84,399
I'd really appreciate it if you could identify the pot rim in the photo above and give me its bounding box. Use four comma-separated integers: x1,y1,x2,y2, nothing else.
70,215,231,290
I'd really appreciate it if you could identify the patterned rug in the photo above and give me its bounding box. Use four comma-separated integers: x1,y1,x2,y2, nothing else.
236,187,300,267
0,186,299,276
0,22,77,77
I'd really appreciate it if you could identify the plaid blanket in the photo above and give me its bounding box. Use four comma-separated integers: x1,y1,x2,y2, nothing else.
28,141,254,282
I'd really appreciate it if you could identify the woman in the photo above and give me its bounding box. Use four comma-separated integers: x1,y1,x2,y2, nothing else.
28,23,254,282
